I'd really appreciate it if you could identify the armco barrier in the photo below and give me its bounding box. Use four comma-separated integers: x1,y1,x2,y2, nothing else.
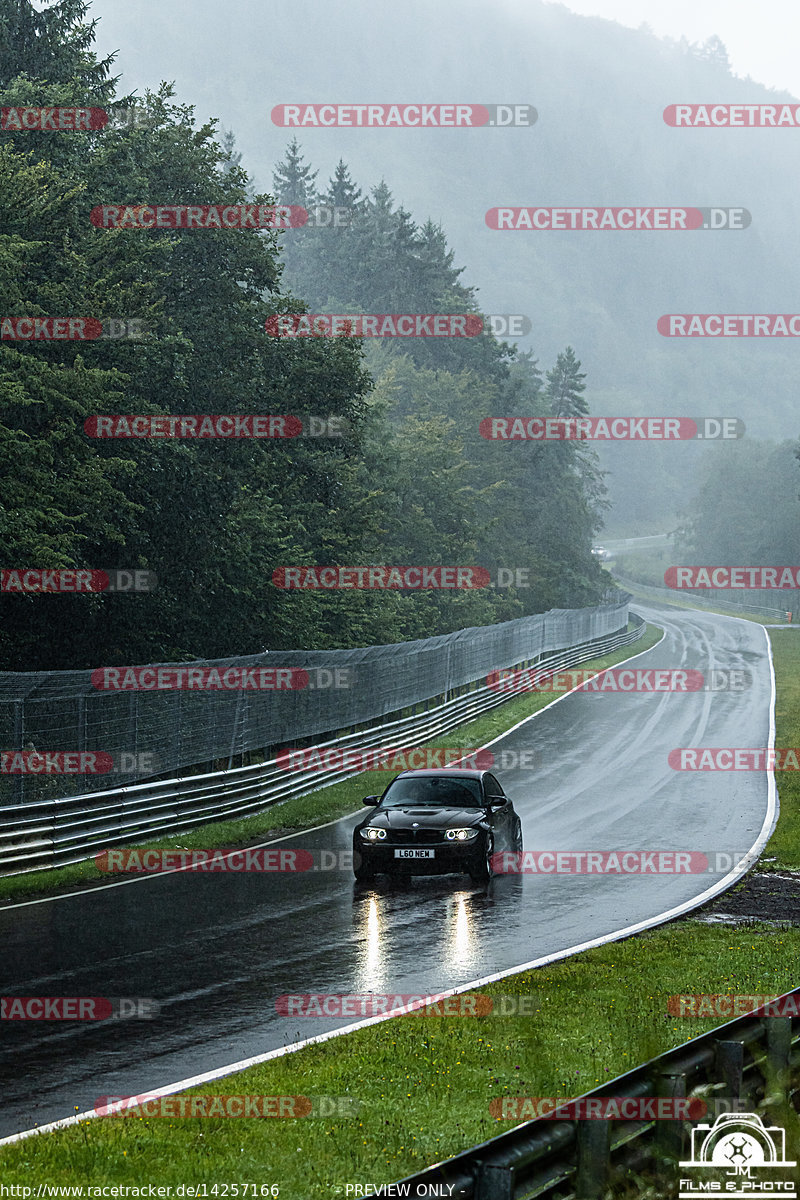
614,572,793,621
0,608,645,875
394,989,800,1198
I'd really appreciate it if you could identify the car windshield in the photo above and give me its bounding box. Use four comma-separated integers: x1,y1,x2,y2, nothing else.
381,777,484,807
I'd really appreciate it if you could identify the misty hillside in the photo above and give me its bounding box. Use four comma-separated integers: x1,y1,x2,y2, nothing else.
91,0,800,527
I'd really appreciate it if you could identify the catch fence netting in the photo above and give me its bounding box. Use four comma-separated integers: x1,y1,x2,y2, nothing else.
0,596,630,803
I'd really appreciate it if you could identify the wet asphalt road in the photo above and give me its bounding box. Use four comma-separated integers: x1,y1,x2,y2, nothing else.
0,603,775,1136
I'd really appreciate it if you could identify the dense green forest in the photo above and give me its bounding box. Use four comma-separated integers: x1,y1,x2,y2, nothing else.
0,0,613,671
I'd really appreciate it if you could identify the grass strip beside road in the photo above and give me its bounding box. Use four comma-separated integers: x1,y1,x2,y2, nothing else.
0,622,661,904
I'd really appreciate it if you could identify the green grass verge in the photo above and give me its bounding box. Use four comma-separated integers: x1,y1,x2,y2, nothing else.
0,623,662,904
3,618,797,1197
762,628,800,870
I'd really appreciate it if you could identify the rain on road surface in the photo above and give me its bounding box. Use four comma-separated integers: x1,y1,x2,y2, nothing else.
0,603,774,1136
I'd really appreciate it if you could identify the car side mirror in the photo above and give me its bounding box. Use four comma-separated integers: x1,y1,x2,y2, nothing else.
362,795,380,806
488,796,507,806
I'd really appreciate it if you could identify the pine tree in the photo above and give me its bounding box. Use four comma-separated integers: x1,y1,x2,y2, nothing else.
272,137,318,206
322,159,365,213
545,346,588,418
0,0,117,95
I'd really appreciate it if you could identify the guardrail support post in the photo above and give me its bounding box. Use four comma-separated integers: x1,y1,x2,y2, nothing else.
765,1016,792,1085
715,1039,744,1108
656,1071,687,1160
473,1161,514,1199
575,1120,611,1198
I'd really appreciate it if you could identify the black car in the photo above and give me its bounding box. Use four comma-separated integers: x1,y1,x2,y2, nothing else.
352,768,523,883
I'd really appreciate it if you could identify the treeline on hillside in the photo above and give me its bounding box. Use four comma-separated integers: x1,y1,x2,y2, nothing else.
674,440,800,565
0,0,612,672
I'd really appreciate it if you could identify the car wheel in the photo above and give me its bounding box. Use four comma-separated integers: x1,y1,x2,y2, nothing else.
514,819,523,853
469,836,494,883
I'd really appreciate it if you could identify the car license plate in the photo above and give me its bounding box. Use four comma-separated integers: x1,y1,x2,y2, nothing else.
394,848,435,859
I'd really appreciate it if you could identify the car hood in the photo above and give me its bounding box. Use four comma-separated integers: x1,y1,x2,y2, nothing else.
366,807,486,830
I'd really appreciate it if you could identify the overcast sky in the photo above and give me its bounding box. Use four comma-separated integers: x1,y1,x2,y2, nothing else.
545,0,800,96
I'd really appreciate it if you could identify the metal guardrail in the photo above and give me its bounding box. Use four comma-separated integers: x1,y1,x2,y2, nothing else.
0,615,646,876
394,990,800,1198
614,573,793,621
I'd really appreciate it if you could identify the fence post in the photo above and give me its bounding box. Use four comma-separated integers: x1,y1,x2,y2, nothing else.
715,1039,744,1108
765,1016,792,1086
656,1071,687,1160
575,1120,611,1198
473,1161,514,1199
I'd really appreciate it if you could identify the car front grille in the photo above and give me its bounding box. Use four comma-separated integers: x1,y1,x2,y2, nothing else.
389,828,445,844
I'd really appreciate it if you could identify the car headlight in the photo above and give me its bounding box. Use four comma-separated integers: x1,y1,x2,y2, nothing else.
360,827,387,841
445,828,480,841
